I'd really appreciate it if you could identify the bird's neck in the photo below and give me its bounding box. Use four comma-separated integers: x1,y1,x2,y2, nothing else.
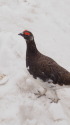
26,39,38,55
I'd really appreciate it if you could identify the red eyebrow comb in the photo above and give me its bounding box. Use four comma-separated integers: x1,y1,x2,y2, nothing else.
23,30,31,35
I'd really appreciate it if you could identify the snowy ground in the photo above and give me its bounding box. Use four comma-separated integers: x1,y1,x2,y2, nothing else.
0,0,70,125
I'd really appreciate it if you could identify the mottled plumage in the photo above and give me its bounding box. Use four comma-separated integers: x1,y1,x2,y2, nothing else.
19,30,70,86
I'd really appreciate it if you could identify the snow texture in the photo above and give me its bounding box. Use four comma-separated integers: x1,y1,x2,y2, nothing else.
0,0,70,125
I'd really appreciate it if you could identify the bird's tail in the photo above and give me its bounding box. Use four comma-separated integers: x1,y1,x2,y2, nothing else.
63,72,70,85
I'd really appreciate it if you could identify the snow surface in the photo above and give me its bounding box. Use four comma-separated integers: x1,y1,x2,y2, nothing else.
0,0,70,125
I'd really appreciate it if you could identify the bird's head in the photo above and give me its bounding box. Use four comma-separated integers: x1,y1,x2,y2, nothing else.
18,30,34,41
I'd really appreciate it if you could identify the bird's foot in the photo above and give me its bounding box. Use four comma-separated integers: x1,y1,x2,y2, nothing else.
47,89,60,103
34,89,47,98
48,97,60,103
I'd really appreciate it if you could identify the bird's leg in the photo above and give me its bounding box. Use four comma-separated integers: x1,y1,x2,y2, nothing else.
47,87,60,103
34,87,59,103
34,88,47,98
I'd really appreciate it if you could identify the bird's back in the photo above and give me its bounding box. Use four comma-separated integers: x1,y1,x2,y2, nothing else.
27,51,70,85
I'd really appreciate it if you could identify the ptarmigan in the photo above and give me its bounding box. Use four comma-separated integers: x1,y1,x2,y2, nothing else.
18,30,70,86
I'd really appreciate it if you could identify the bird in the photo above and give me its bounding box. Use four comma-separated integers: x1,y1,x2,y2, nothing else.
18,30,70,86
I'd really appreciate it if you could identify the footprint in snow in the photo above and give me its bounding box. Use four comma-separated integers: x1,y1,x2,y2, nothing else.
0,74,8,85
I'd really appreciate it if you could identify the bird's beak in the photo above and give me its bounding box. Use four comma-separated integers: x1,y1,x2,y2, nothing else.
18,33,23,36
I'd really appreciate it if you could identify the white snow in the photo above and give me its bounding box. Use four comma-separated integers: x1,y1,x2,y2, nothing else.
0,0,70,125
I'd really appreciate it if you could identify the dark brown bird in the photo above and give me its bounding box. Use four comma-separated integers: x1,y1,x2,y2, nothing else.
18,30,70,86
